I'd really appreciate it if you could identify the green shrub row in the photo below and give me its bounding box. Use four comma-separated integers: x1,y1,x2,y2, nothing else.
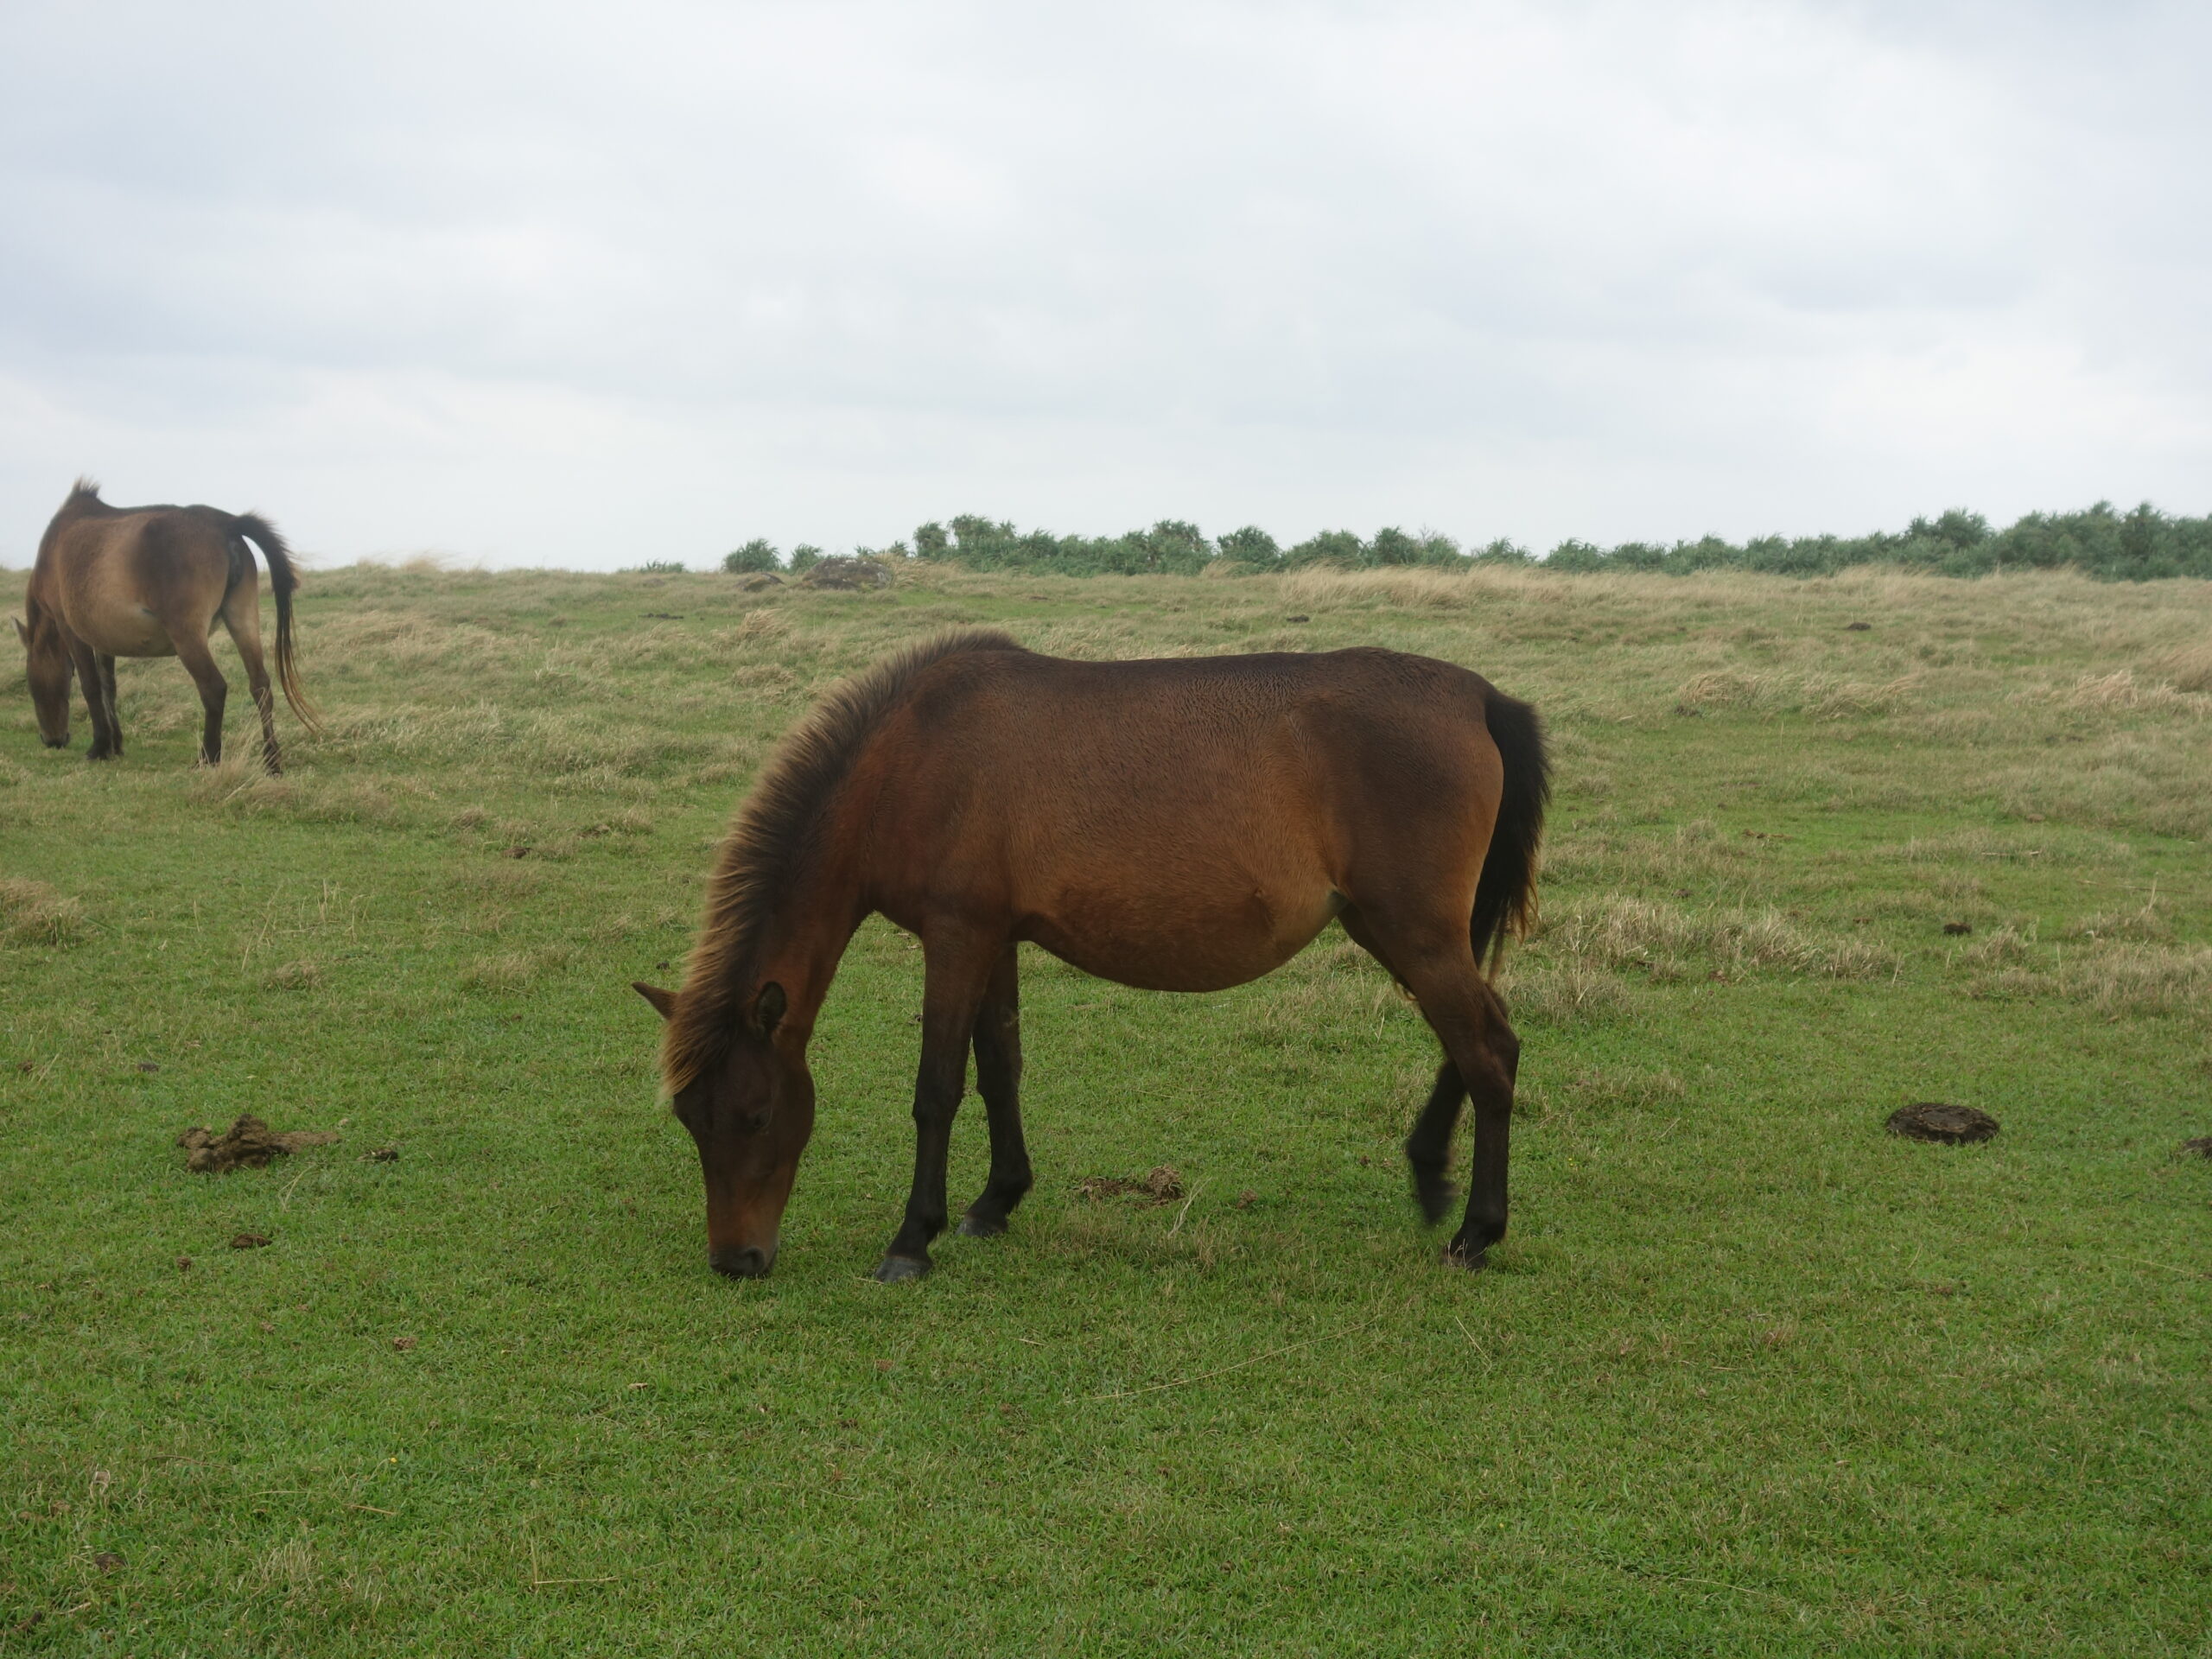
702,501,2212,581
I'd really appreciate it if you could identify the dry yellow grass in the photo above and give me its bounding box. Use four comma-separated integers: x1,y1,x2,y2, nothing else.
0,876,84,946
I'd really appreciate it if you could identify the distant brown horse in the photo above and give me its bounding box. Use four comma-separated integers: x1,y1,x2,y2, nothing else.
634,629,1548,1282
13,480,319,769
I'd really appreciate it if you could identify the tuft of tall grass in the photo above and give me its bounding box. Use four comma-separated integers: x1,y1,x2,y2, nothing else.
0,877,85,946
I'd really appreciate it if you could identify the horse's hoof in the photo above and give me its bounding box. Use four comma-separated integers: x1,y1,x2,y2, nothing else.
873,1255,931,1283
957,1211,1007,1238
1442,1243,1490,1273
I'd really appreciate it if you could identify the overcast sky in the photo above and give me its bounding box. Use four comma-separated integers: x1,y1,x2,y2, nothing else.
3,0,2206,569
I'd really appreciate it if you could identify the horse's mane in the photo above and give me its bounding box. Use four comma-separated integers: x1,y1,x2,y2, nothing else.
660,626,1026,1092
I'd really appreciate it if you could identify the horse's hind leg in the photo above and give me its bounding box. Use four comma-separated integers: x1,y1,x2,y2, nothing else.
219,588,282,772
172,633,229,766
959,944,1033,1238
1353,910,1520,1269
877,926,1001,1282
1340,906,1465,1227
1405,1061,1468,1226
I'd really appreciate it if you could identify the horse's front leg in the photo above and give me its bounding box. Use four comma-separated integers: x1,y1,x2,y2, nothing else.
875,927,1000,1282
66,637,117,760
959,944,1033,1238
97,656,122,758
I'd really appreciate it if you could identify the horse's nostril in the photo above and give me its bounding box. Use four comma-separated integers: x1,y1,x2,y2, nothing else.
711,1245,772,1280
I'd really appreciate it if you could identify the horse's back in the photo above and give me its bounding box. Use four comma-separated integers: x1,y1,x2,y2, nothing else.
896,645,1498,817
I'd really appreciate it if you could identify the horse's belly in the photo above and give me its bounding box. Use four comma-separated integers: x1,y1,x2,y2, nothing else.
73,609,174,657
1021,883,1340,993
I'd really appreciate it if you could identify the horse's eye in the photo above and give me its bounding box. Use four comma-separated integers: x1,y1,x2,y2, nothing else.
734,1110,770,1135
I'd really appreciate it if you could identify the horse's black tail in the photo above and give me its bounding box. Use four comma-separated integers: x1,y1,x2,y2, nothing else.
230,512,323,737
1469,688,1550,976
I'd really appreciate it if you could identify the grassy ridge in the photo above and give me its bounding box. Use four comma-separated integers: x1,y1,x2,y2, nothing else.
2,561,2209,1654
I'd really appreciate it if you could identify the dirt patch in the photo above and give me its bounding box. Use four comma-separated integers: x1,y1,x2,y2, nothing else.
177,1115,341,1173
231,1233,271,1249
1077,1166,1185,1205
2177,1136,2212,1160
800,557,893,591
1886,1103,1999,1145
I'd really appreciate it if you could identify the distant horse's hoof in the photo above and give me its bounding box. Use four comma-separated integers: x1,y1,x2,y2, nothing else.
1442,1244,1489,1272
873,1254,931,1283
957,1211,1007,1238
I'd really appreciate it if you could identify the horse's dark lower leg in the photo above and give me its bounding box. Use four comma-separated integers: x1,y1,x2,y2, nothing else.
67,639,116,760
97,656,122,756
1406,1060,1466,1226
1454,1035,1516,1268
960,946,1032,1238
877,931,996,1282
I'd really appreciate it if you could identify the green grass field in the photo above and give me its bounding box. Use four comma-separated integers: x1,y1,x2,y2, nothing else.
3,559,2209,1655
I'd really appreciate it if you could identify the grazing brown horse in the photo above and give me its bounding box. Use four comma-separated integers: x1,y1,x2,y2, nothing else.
634,629,1548,1282
13,480,319,769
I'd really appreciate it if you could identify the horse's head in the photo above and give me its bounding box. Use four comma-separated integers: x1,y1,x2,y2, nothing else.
634,978,815,1279
13,610,71,747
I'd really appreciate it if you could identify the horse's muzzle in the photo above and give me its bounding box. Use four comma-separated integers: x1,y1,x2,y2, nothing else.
41,736,67,748
710,1243,776,1279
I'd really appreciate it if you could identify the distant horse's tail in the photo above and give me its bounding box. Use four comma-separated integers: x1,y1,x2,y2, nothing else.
1469,689,1550,976
229,513,323,737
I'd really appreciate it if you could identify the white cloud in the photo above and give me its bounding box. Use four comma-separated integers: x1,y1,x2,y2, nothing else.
2,0,2207,567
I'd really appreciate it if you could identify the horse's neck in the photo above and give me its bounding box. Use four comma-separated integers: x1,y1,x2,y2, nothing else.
748,841,868,1036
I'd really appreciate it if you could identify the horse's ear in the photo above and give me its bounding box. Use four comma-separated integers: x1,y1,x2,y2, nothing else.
632,981,677,1020
753,982,787,1033
10,616,25,649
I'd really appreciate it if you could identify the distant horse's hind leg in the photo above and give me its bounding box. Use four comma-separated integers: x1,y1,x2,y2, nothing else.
877,926,1001,1282
172,633,230,766
219,585,283,772
959,944,1033,1238
1354,910,1520,1270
